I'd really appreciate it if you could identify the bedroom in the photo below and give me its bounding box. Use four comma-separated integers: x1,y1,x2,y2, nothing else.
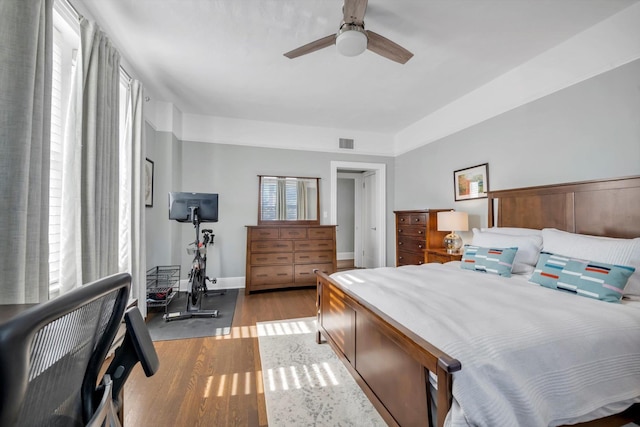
1,0,639,426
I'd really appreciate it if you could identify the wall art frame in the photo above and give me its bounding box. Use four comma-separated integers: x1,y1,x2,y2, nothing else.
454,163,489,201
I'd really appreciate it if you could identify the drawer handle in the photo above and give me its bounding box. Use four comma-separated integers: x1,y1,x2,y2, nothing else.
400,218,405,222
276,244,288,248
399,256,403,260
257,274,268,277
414,218,420,222
418,244,423,249
398,229,403,233
277,273,288,276
299,256,309,259
418,230,423,234
418,261,423,264
398,242,403,246
277,257,288,260
299,272,310,275
257,257,267,261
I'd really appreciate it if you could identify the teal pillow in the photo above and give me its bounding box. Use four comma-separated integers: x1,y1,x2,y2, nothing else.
460,245,517,277
530,251,636,303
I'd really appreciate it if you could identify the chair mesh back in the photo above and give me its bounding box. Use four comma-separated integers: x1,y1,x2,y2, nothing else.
0,274,131,427
14,292,118,427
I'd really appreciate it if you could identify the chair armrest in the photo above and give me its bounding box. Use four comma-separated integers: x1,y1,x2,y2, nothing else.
104,308,159,399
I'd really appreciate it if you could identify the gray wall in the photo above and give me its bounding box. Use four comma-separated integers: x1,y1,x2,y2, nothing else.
337,177,356,254
145,141,395,280
395,59,640,241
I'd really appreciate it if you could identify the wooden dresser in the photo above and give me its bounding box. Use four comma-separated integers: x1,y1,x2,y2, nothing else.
394,209,449,266
245,225,337,294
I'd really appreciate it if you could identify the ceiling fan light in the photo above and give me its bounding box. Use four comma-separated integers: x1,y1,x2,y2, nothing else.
336,28,367,57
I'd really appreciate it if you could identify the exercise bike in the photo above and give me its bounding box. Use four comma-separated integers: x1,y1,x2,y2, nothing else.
164,206,220,321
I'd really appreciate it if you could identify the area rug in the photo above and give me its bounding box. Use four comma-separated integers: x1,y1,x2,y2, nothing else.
147,289,238,341
257,317,386,427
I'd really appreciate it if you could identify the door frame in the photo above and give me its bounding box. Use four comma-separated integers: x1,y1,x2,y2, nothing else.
330,161,386,268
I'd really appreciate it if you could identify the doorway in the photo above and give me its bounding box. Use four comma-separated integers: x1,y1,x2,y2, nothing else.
330,161,386,268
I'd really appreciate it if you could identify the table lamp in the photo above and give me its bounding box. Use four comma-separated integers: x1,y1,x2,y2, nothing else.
437,210,469,254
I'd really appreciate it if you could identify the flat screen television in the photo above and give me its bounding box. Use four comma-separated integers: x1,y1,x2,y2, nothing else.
168,192,218,223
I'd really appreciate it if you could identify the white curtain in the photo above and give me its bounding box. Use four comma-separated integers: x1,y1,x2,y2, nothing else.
0,0,53,303
296,180,307,220
276,178,287,220
119,79,147,316
59,16,121,293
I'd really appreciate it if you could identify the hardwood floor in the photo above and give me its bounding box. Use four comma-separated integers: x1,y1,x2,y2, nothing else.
124,287,316,427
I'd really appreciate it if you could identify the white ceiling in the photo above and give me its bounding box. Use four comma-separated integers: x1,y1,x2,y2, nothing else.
76,0,637,134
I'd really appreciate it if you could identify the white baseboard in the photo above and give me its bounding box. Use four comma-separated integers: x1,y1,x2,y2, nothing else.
337,252,355,260
179,276,245,291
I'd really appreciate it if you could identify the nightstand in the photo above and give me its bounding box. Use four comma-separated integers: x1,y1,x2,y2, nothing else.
425,249,462,264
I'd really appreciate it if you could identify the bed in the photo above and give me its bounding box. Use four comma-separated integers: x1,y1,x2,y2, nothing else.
315,175,640,427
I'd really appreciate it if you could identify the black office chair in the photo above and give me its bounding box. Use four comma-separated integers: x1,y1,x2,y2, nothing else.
0,272,159,426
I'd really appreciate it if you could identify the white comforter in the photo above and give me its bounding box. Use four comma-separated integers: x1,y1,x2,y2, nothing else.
331,263,640,427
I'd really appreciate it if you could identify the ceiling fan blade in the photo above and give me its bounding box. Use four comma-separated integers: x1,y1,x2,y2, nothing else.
366,30,413,64
343,0,368,25
284,34,336,59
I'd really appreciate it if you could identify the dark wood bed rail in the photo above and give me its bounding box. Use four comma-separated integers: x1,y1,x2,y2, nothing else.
316,270,461,427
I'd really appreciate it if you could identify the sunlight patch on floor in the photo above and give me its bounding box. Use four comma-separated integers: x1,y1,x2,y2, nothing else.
264,362,340,392
257,319,313,337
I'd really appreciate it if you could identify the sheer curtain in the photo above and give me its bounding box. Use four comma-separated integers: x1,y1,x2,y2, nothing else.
276,178,287,220
59,16,121,293
119,79,147,316
0,0,53,303
296,180,308,220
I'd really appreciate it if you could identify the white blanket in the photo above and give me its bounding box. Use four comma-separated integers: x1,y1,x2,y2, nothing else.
331,263,640,426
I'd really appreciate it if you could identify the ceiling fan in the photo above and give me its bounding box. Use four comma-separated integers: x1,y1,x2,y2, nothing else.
283,0,413,64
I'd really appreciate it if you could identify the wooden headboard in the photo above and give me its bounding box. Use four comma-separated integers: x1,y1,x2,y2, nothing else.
487,175,640,239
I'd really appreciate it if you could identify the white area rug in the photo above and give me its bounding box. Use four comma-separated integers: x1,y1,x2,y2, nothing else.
257,317,386,427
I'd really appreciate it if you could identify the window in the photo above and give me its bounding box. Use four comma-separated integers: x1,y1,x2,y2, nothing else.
49,6,79,297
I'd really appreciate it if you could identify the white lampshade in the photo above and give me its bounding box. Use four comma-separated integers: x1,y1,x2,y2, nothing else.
437,211,469,254
336,27,367,57
437,211,469,232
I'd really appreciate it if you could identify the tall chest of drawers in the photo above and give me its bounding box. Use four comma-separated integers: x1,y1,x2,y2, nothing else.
394,209,449,266
245,225,337,294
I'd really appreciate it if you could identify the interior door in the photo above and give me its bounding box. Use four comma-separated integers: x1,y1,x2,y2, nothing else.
362,171,378,268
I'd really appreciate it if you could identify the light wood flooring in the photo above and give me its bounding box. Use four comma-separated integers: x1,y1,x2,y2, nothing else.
124,288,316,427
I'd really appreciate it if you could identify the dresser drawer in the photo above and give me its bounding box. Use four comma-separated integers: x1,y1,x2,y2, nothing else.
251,265,293,285
396,213,427,226
250,228,279,240
294,262,334,283
250,252,294,265
396,224,426,238
294,239,334,251
251,240,293,253
294,251,333,264
280,228,308,239
397,250,425,266
397,235,426,253
308,227,334,239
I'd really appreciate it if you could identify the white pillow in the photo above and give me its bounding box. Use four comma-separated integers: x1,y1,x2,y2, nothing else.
472,228,543,274
480,227,542,237
541,228,640,297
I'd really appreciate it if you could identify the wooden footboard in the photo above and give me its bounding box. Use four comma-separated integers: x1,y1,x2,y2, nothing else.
315,271,461,427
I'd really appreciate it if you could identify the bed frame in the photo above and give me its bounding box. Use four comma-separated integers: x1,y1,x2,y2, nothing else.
315,175,640,427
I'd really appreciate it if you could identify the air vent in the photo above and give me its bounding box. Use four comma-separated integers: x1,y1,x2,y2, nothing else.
339,138,354,149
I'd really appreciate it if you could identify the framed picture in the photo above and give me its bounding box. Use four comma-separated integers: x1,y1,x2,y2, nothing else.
454,163,489,201
145,158,154,207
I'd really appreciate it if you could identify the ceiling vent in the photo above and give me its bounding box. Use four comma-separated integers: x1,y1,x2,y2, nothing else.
339,138,354,149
